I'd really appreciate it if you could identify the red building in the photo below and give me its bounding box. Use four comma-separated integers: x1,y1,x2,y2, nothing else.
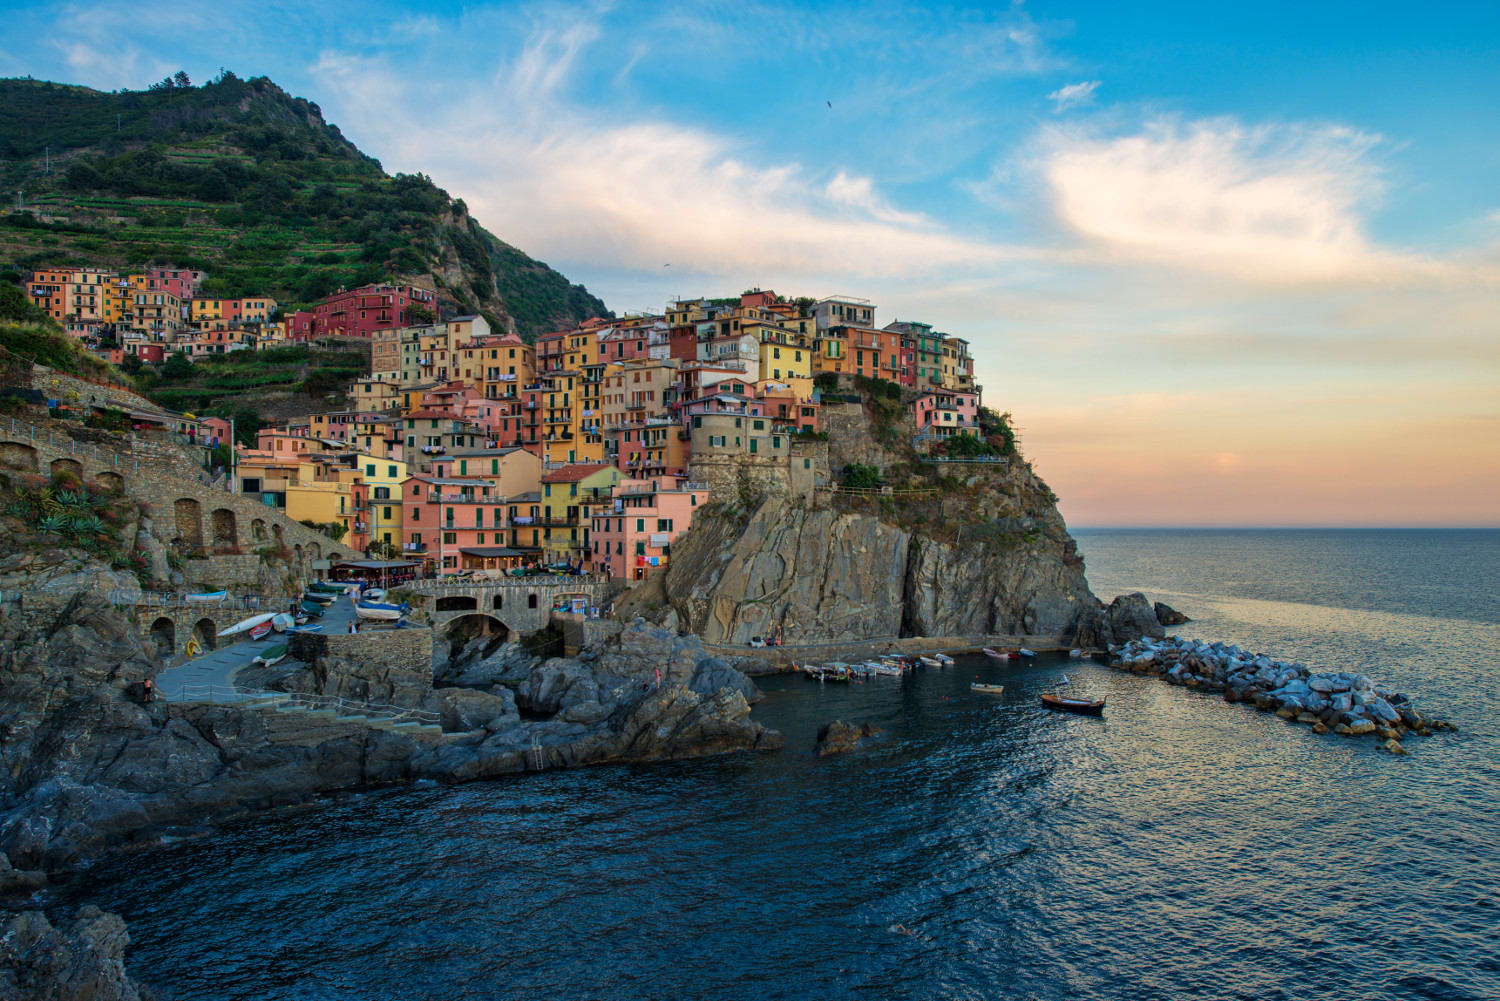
294,284,437,339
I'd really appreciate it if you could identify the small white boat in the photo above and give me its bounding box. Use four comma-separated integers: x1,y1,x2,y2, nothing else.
1068,648,1084,659
982,647,1012,660
184,589,227,603
217,612,276,637
354,603,402,621
362,588,386,601
918,656,943,669
870,661,905,676
935,653,955,666
1018,648,1037,658
971,682,1006,694
271,613,296,633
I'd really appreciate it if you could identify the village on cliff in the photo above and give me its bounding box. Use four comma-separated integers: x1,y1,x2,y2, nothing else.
23,269,989,582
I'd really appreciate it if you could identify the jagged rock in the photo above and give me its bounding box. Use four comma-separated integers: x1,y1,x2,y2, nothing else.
517,658,601,716
432,688,517,733
1346,719,1377,736
1153,602,1190,626
1382,738,1408,755
814,720,883,756
436,641,536,689
689,657,761,704
1105,593,1165,642
0,905,147,1001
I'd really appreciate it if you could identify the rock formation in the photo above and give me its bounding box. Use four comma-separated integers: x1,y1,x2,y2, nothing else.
0,905,148,1001
1154,602,1190,626
814,720,883,756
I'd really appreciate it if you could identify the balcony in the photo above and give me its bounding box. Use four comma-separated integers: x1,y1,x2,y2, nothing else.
427,491,493,503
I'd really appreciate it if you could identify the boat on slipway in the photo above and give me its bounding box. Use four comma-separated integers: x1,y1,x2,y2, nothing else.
252,643,288,667
354,602,404,622
184,589,227,603
217,612,276,638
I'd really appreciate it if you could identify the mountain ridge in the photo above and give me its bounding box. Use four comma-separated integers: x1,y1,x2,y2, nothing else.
0,72,611,339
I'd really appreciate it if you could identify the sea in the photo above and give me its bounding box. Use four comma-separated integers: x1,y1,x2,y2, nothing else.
56,529,1500,1000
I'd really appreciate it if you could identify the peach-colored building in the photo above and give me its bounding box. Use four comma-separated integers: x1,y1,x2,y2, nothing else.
588,475,710,580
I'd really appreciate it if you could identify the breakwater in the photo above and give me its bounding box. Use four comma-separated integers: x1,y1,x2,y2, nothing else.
1109,635,1450,753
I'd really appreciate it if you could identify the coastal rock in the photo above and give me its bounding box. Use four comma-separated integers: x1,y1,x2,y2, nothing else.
1383,738,1408,756
0,905,146,1001
814,720,883,756
432,688,518,733
1153,602,1190,626
436,640,536,689
1346,719,1377,736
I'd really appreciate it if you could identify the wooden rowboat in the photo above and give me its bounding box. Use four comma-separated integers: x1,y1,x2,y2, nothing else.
1041,693,1105,716
248,622,272,641
970,682,1006,694
982,647,1012,660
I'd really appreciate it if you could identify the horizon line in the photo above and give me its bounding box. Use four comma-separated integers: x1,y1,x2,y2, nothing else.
1070,524,1500,531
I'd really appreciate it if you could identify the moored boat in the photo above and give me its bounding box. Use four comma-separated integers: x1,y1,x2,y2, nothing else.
934,653,955,667
354,603,402,621
1041,693,1105,716
982,647,1012,660
271,613,296,633
302,591,334,605
362,588,386,601
217,612,276,637
1068,648,1084,659
299,600,326,618
252,643,288,667
248,622,272,641
184,589,227,603
1018,648,1037,658
357,599,411,614
918,656,943,669
971,682,1006,694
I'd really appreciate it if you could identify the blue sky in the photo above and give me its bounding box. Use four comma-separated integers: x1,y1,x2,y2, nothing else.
4,1,1498,525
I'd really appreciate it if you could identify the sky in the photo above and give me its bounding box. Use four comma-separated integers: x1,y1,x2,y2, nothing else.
3,0,1498,527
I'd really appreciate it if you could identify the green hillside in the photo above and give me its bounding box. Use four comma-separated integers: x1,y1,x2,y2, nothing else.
0,72,611,338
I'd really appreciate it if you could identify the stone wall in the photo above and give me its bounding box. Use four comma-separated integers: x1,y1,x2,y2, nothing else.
0,415,346,589
687,439,829,505
823,402,900,474
555,613,622,655
29,365,158,414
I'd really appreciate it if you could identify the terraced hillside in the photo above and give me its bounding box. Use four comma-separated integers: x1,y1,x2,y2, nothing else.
0,73,610,338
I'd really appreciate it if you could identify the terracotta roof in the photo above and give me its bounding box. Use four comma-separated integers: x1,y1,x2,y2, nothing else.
541,463,614,483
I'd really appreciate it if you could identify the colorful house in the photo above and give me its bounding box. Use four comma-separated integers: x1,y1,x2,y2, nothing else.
589,476,710,580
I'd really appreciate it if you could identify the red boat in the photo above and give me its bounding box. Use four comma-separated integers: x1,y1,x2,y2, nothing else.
1041,693,1105,717
248,622,272,641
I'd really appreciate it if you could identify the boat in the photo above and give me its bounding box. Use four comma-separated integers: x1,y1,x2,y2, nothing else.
934,653,955,667
1068,649,1084,659
252,643,288,667
271,613,296,633
308,581,353,594
286,624,322,634
1041,693,1105,716
354,603,403,621
918,656,943,669
302,591,334,605
1018,648,1037,658
299,600,326,618
982,647,1013,660
184,589,227,603
971,682,1006,694
357,598,411,614
361,588,386,601
248,622,272,641
217,612,276,638
823,666,851,683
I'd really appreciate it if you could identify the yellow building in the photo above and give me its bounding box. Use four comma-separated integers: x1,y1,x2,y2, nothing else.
353,452,408,551
539,463,622,564
746,321,811,383
348,378,400,413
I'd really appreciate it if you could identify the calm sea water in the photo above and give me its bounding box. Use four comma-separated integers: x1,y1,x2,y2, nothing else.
59,530,1500,1000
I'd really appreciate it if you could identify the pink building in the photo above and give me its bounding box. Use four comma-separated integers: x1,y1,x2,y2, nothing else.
911,389,980,438
401,475,506,575
588,476,711,580
297,284,438,339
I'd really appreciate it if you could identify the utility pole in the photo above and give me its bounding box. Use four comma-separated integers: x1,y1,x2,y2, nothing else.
44,147,49,174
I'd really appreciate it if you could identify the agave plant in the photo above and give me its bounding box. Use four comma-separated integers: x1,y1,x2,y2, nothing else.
20,486,61,518
57,489,90,510
38,514,69,536
68,513,108,536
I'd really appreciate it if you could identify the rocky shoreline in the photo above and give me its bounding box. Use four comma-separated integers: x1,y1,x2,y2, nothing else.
1110,635,1450,753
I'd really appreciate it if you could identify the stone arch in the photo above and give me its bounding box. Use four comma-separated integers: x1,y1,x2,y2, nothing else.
527,592,538,609
328,552,341,563
443,613,509,644
308,541,321,560
173,498,203,551
210,508,237,548
436,595,478,612
50,458,83,483
0,442,38,472
251,518,266,541
491,593,503,610
191,617,218,652
294,543,303,565
272,523,284,544
96,470,124,493
149,616,175,660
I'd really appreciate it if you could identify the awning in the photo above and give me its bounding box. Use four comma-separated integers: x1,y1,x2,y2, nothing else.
334,559,420,569
458,546,525,558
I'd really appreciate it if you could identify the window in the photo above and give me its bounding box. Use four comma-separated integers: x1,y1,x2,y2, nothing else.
657,518,673,532
443,532,457,544
753,419,764,431
635,541,645,556
636,518,645,532
387,465,397,478
365,463,375,477
384,506,393,519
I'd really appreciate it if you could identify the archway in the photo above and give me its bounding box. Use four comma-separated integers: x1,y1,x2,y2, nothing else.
443,612,510,644
96,470,124,493
251,518,265,541
527,592,538,609
294,544,303,566
191,617,218,653
210,508,237,548
272,523,284,544
50,458,83,484
174,498,203,551
491,594,504,610
308,541,321,560
149,616,175,660
436,595,478,612
0,442,37,472
327,552,341,563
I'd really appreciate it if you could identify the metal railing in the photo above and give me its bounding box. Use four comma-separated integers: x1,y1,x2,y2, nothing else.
405,575,608,594
162,683,441,726
114,590,263,610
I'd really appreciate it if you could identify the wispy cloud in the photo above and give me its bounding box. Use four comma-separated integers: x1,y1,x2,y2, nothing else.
1048,80,1099,111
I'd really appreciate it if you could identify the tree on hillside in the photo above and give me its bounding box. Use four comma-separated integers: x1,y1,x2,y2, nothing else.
160,351,193,381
